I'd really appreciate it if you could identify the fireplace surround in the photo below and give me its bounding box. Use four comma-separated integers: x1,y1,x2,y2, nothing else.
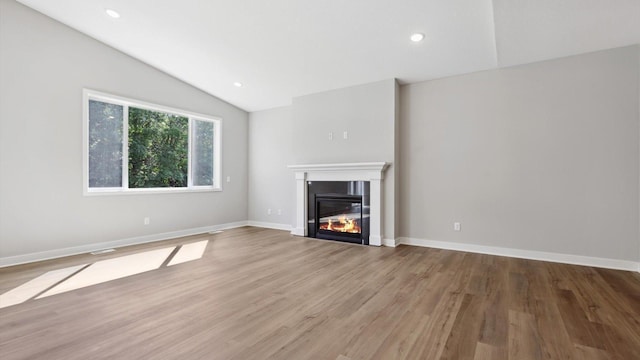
288,162,388,246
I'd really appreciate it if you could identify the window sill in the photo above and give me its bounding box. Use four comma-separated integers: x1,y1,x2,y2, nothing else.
84,187,222,196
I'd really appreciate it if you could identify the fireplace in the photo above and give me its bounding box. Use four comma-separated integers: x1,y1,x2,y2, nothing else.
288,162,388,246
308,181,370,245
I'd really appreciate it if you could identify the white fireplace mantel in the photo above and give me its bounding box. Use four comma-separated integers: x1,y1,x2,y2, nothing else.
288,162,389,246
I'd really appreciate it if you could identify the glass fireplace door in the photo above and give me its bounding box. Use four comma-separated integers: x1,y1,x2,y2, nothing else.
315,194,363,244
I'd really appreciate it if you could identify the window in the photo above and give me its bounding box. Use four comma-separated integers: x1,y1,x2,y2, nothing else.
83,90,221,194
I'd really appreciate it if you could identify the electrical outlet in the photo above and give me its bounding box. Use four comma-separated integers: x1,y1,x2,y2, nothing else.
144,217,150,225
343,131,348,139
226,176,231,182
328,132,333,140
277,209,282,215
267,208,272,215
454,222,461,231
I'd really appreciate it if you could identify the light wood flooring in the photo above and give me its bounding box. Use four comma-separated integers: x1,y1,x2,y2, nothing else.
1,227,639,359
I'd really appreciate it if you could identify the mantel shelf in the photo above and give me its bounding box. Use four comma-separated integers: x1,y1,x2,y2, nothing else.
287,162,388,173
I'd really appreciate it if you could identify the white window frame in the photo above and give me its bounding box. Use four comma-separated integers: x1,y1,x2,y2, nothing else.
83,89,222,195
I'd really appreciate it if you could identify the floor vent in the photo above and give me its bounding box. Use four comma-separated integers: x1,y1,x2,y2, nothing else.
208,230,223,234
90,249,115,255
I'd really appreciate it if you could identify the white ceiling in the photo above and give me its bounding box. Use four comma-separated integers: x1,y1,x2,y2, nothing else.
15,0,640,112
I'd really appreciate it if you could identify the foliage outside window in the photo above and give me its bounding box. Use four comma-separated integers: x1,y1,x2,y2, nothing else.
84,90,221,194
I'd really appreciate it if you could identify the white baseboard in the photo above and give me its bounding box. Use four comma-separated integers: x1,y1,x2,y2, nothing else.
0,221,248,268
247,221,292,232
382,238,397,247
397,237,640,272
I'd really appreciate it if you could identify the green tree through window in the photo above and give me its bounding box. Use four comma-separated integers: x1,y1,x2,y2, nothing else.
128,108,189,188
88,100,123,188
192,120,214,186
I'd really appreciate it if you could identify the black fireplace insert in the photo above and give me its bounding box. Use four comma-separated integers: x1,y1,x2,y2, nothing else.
315,194,363,243
307,181,370,245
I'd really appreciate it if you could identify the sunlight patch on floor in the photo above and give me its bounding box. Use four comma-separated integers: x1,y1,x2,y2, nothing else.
168,240,208,266
0,264,86,309
0,239,209,308
37,247,175,298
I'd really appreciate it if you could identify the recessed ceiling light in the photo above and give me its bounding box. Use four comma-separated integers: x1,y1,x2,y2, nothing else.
105,9,120,19
410,33,425,42
233,82,243,88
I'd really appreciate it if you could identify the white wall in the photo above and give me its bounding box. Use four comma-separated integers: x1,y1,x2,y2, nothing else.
291,79,398,240
0,0,248,261
248,107,294,228
399,46,640,262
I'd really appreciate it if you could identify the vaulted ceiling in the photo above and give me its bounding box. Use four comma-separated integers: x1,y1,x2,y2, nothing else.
16,0,640,112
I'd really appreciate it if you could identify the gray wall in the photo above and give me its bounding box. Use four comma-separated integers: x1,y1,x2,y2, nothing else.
394,80,401,238
399,46,640,261
291,79,398,240
4,0,638,265
248,106,294,226
248,79,399,240
0,0,248,258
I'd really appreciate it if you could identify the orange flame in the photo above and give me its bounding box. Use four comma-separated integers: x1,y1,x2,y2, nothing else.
319,215,361,233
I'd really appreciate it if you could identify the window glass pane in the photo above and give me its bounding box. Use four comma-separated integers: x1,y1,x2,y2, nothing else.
192,120,214,186
88,100,123,188
128,107,188,188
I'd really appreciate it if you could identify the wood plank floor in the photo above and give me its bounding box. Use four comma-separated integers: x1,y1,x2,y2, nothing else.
1,227,639,359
